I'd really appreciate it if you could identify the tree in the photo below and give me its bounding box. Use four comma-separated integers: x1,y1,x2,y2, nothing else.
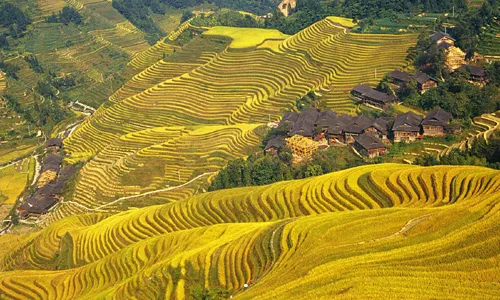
0,35,9,49
305,164,323,177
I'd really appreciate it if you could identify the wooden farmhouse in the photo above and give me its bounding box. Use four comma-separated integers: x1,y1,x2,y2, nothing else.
351,84,398,108
413,72,438,94
265,137,286,155
430,31,455,47
389,70,437,94
421,109,452,137
392,112,423,143
458,64,487,83
353,133,387,158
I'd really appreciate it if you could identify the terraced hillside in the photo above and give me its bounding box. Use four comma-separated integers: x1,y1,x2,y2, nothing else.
57,19,416,222
45,124,261,224
0,164,498,298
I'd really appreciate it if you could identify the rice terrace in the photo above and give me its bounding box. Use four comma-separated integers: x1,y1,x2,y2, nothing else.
0,0,499,299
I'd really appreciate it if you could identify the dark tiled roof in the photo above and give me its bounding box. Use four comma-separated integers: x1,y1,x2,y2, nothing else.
344,115,374,134
282,112,300,123
354,133,387,150
438,42,453,50
352,84,373,94
352,84,397,104
430,31,454,43
265,137,286,150
390,70,412,82
373,118,389,135
291,108,320,137
458,65,486,77
422,109,452,126
392,112,423,132
315,111,337,128
42,154,62,172
46,138,62,148
413,72,435,85
19,196,58,214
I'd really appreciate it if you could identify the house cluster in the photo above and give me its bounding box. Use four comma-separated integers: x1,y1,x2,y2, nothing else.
351,31,487,110
429,31,487,83
18,138,75,219
266,107,458,159
430,31,466,71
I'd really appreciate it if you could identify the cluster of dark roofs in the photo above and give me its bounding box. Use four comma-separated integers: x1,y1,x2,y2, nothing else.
458,64,486,78
354,133,386,150
273,108,392,143
392,109,452,132
280,108,392,137
389,70,436,85
421,109,452,127
41,154,62,173
45,138,63,149
18,165,77,218
352,84,398,104
392,112,423,132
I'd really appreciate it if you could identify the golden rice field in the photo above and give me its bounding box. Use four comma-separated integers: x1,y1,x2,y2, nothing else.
0,160,30,205
203,27,290,49
45,124,261,224
0,164,498,299
57,18,416,223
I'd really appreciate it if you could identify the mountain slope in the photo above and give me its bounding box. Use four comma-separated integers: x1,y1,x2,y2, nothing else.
0,164,498,299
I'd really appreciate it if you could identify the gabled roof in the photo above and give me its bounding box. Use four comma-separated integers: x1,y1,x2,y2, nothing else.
458,64,486,77
430,31,455,43
422,109,452,126
373,118,390,135
413,72,436,85
282,112,300,124
352,84,397,104
392,112,423,132
352,84,374,95
18,196,58,214
265,137,286,150
291,108,320,137
390,70,412,82
46,138,62,148
315,110,337,128
42,154,62,172
354,133,386,150
344,115,374,134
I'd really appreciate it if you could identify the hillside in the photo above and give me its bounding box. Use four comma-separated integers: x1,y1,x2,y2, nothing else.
53,18,416,224
0,164,498,298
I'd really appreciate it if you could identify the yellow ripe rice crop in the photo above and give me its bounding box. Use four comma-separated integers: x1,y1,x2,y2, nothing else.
203,27,290,49
0,164,498,299
326,16,358,28
0,160,30,205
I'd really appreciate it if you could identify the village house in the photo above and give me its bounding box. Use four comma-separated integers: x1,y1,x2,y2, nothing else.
392,112,423,143
430,31,455,47
421,109,452,137
351,84,398,108
18,196,58,219
45,138,63,152
342,115,374,144
429,31,466,71
458,64,487,83
389,70,437,94
414,72,437,94
264,137,287,155
289,107,320,138
367,118,390,141
389,70,413,86
353,133,388,158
